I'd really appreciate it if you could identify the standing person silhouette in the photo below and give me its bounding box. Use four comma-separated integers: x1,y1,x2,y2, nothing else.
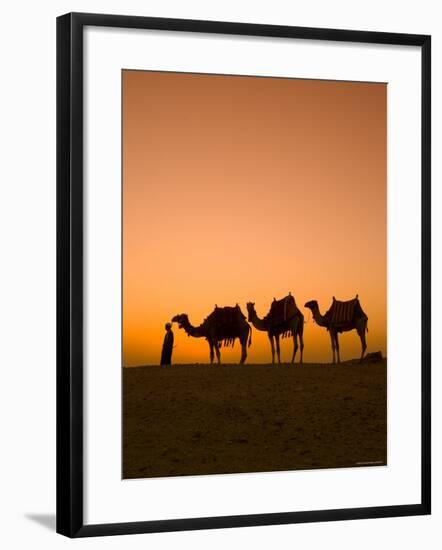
160,322,174,366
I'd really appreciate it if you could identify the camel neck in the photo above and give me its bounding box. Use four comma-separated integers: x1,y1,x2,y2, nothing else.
311,306,327,327
249,311,267,331
182,319,205,338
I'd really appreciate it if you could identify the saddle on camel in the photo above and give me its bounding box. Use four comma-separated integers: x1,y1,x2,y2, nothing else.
324,294,368,331
264,293,299,338
205,304,248,347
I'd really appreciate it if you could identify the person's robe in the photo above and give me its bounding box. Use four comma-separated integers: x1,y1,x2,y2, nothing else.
160,330,174,365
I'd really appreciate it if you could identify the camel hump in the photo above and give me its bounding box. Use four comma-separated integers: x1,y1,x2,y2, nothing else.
204,305,248,344
205,305,246,325
325,296,367,325
264,294,298,324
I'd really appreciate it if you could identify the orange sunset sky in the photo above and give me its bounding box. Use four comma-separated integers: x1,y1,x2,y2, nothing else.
122,70,386,366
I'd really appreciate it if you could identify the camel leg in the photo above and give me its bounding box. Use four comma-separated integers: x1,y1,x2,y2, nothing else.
329,331,336,364
268,334,275,364
240,336,247,364
275,334,281,364
214,341,221,364
239,344,247,364
291,332,298,364
209,341,214,364
335,333,341,364
358,325,367,363
299,330,304,365
269,334,275,364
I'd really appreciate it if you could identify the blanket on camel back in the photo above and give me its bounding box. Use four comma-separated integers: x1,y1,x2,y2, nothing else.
324,295,367,326
263,294,299,338
204,304,247,347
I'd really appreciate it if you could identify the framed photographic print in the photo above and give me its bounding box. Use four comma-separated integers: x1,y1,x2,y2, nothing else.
56,12,431,537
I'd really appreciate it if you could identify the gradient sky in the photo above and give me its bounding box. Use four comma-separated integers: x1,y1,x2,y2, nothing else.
122,70,386,366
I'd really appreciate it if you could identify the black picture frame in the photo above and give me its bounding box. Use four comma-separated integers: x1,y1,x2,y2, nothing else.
56,12,431,538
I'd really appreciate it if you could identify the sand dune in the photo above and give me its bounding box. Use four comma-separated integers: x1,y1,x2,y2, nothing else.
123,359,386,479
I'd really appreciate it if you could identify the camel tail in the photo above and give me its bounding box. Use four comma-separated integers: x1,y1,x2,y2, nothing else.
366,321,369,333
248,326,252,348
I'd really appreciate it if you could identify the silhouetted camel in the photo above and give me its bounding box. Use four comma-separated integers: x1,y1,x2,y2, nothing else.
304,295,368,364
246,293,304,364
172,304,252,364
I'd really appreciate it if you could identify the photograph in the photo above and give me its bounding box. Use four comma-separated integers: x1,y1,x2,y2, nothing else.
0,1,434,545
122,70,387,479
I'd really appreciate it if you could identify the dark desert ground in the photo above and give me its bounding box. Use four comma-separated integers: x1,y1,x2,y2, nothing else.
123,358,386,479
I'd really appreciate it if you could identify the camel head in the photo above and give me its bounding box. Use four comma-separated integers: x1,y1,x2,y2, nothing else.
246,302,256,321
304,300,318,311
171,313,188,329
